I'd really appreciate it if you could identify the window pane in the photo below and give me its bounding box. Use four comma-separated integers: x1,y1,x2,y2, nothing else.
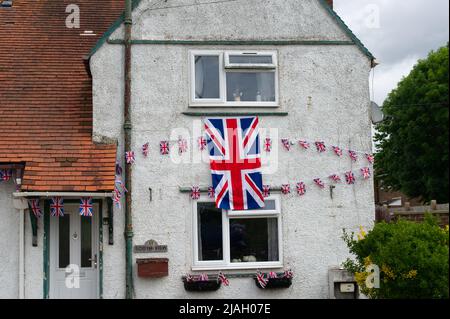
197,203,223,261
226,72,275,102
229,55,273,64
195,56,220,99
230,218,279,263
80,217,92,268
58,215,70,269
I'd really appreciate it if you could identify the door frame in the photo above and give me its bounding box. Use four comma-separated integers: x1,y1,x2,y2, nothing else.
43,198,103,299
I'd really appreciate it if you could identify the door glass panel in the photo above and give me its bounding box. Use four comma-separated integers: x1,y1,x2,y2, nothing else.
226,72,276,102
58,215,70,269
80,217,92,268
195,55,220,99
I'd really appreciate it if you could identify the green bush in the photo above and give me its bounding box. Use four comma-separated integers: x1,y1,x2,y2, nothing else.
342,215,449,299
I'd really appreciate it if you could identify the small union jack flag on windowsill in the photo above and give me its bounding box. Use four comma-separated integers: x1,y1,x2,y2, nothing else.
256,271,268,289
217,272,229,286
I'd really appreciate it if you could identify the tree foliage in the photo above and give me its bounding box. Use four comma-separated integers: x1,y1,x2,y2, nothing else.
374,44,449,202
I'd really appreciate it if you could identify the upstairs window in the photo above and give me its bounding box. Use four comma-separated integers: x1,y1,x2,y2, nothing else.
190,50,279,107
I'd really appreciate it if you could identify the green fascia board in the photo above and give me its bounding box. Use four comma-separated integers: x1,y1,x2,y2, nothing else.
89,0,374,61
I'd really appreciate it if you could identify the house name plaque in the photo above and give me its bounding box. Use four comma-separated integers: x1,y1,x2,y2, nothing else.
134,240,168,253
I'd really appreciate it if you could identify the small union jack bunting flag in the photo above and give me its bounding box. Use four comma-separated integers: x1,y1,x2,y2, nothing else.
296,182,306,196
281,139,291,151
113,190,121,209
345,171,356,185
178,138,188,154
191,186,201,200
198,136,207,151
142,143,149,157
315,141,326,153
262,185,271,198
299,140,310,150
0,169,12,181
348,150,358,162
256,271,268,289
79,197,94,217
314,178,326,189
198,273,209,282
160,141,170,155
115,162,123,176
281,184,291,195
207,186,215,199
50,197,64,217
268,271,278,279
361,167,371,180
332,146,343,157
366,153,375,165
29,199,42,218
217,272,230,286
264,138,272,152
329,174,342,183
125,151,135,164
283,269,294,279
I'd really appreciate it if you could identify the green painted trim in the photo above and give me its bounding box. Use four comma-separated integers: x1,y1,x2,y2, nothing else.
107,39,356,46
182,111,289,117
28,209,38,247
107,198,114,245
98,199,104,299
43,200,50,299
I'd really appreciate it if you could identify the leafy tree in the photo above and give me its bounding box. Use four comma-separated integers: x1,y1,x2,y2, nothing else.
374,44,449,203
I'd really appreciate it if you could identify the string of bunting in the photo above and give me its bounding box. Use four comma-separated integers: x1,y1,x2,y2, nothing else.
0,169,12,182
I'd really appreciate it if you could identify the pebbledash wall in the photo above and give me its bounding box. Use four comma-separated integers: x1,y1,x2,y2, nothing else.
91,0,375,298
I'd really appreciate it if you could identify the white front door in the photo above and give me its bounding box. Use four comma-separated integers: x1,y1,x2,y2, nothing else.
49,203,99,299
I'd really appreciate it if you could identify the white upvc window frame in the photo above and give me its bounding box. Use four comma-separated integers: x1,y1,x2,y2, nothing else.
189,50,279,108
192,195,283,271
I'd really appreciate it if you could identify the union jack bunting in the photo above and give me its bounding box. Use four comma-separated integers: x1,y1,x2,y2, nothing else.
198,136,207,151
198,273,209,282
217,272,230,286
79,197,93,217
115,178,128,194
361,167,371,179
332,146,343,157
281,138,291,151
207,186,215,199
264,138,272,152
348,150,358,162
115,162,123,176
125,151,135,164
256,271,268,289
191,186,201,200
283,269,294,279
299,140,310,150
178,137,188,154
204,117,264,211
160,141,170,155
315,141,326,153
345,171,356,185
329,174,342,183
314,178,326,189
268,271,278,279
0,169,12,181
366,153,375,165
113,190,121,208
296,182,306,196
142,143,149,157
281,184,291,195
262,185,271,198
50,197,64,217
29,199,42,218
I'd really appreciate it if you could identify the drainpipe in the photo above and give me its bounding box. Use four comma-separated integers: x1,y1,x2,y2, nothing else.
13,196,28,299
124,0,134,299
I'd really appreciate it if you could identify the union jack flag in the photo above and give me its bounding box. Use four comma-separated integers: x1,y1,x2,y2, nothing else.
204,117,264,211
256,271,268,288
361,167,371,179
264,138,272,152
115,162,123,176
0,169,12,181
345,171,356,185
50,197,64,217
178,137,188,154
207,186,215,199
198,136,207,151
268,271,278,279
79,197,93,217
191,186,201,200
296,182,306,196
160,141,170,155
366,153,375,164
217,272,229,286
262,185,271,198
299,140,310,150
125,151,135,164
315,141,326,153
29,199,42,218
283,269,294,279
281,138,291,151
329,174,342,183
281,184,291,195
314,178,326,189
142,143,149,157
348,150,358,162
332,146,343,157
113,190,121,208
198,273,209,282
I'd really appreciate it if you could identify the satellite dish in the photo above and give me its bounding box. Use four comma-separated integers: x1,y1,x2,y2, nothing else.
371,101,385,124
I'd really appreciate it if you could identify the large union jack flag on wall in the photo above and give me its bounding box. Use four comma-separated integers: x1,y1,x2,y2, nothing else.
204,117,265,210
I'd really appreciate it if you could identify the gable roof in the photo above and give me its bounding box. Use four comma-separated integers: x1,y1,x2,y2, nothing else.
89,0,375,61
0,0,124,192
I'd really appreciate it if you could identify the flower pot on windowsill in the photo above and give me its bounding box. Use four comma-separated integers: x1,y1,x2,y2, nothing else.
183,279,222,292
254,277,293,289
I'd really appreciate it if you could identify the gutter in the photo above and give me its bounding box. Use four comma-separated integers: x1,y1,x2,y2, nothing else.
13,192,113,198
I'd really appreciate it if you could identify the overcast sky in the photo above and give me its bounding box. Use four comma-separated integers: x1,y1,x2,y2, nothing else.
334,0,449,105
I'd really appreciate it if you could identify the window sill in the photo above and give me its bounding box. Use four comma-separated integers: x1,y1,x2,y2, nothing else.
192,262,283,272
189,103,279,108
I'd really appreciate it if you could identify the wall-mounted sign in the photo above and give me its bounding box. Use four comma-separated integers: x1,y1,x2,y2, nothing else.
134,239,168,253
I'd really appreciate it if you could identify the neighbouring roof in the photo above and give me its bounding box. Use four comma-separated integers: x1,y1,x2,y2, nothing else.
0,0,124,192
